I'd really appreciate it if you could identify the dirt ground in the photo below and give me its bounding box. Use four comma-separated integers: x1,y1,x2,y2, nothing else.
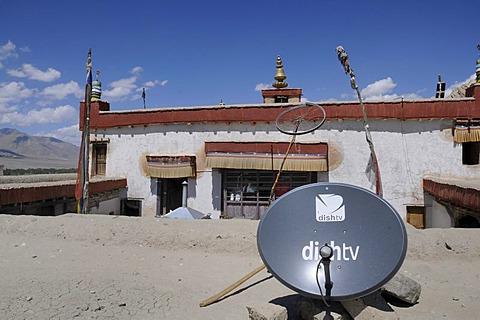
0,214,479,319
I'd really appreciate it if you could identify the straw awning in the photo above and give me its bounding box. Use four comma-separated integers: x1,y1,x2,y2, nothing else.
205,142,328,172
145,155,196,178
453,119,480,143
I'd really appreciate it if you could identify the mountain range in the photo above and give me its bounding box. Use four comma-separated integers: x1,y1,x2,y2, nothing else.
0,128,79,160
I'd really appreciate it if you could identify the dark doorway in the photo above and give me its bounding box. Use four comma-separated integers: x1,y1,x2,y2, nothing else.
121,199,142,216
157,178,184,216
457,215,480,228
462,142,480,165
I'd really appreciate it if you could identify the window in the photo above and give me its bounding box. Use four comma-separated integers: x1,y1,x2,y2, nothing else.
224,170,316,203
92,143,107,175
222,169,317,219
462,142,480,165
274,96,288,103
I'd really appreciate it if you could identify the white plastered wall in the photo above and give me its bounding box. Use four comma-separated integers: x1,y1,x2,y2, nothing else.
92,116,479,219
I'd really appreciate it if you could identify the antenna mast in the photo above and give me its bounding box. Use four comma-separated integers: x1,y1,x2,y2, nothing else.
336,46,382,197
83,49,92,214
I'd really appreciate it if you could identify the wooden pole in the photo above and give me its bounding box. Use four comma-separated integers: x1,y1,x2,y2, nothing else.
83,49,92,214
268,123,299,205
199,264,266,307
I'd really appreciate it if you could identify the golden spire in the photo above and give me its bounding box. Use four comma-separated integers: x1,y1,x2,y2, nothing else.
272,55,288,88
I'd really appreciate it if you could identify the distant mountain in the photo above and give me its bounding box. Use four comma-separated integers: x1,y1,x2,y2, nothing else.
0,128,79,160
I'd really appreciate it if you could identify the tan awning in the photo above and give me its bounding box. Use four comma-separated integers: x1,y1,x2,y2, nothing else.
453,119,480,143
145,155,196,178
454,126,480,143
205,142,328,172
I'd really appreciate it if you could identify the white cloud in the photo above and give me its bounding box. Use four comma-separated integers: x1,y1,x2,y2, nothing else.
0,62,3,69
339,77,424,101
144,79,168,88
110,77,137,89
364,93,401,101
402,93,424,100
7,63,61,82
361,77,397,98
102,66,166,102
40,81,83,100
102,67,145,100
255,83,271,91
0,40,18,60
19,46,30,53
0,81,36,107
361,92,423,101
103,75,137,100
131,66,143,75
40,124,81,146
0,103,17,113
358,77,425,101
0,105,76,126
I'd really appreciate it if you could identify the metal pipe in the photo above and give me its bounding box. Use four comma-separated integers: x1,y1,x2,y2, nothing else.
182,181,188,207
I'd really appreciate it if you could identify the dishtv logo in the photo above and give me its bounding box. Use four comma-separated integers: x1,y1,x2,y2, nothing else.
316,194,345,222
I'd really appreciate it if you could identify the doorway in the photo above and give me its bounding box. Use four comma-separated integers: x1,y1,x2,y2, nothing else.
157,178,184,216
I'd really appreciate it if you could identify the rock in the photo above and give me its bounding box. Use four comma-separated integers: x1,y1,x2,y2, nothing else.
447,79,476,98
381,272,421,305
246,303,288,320
342,291,399,320
76,304,89,311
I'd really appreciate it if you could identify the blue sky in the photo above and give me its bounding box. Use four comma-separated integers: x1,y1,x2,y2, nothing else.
0,0,478,145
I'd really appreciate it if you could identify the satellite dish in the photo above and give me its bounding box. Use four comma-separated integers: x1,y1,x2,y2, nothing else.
257,182,407,300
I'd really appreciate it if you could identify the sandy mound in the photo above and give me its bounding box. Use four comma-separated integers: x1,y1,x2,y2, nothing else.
0,214,479,319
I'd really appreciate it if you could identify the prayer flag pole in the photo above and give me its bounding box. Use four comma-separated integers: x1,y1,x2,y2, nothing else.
336,46,383,197
76,49,93,214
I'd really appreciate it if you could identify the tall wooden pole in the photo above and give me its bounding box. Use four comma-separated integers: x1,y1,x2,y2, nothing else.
336,46,382,197
83,48,92,214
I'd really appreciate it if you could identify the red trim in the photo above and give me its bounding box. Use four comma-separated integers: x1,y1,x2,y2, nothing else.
208,153,326,160
204,141,328,155
80,98,480,130
90,178,127,195
423,178,480,212
0,178,127,206
146,155,195,164
261,88,302,97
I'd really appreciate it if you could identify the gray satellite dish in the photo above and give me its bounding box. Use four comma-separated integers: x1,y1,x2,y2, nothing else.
257,182,407,301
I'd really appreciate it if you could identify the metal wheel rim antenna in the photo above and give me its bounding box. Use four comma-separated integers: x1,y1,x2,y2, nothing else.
275,102,327,135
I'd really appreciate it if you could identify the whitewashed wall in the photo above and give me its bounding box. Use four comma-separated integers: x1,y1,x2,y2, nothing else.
90,197,123,216
424,193,454,228
91,117,478,219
